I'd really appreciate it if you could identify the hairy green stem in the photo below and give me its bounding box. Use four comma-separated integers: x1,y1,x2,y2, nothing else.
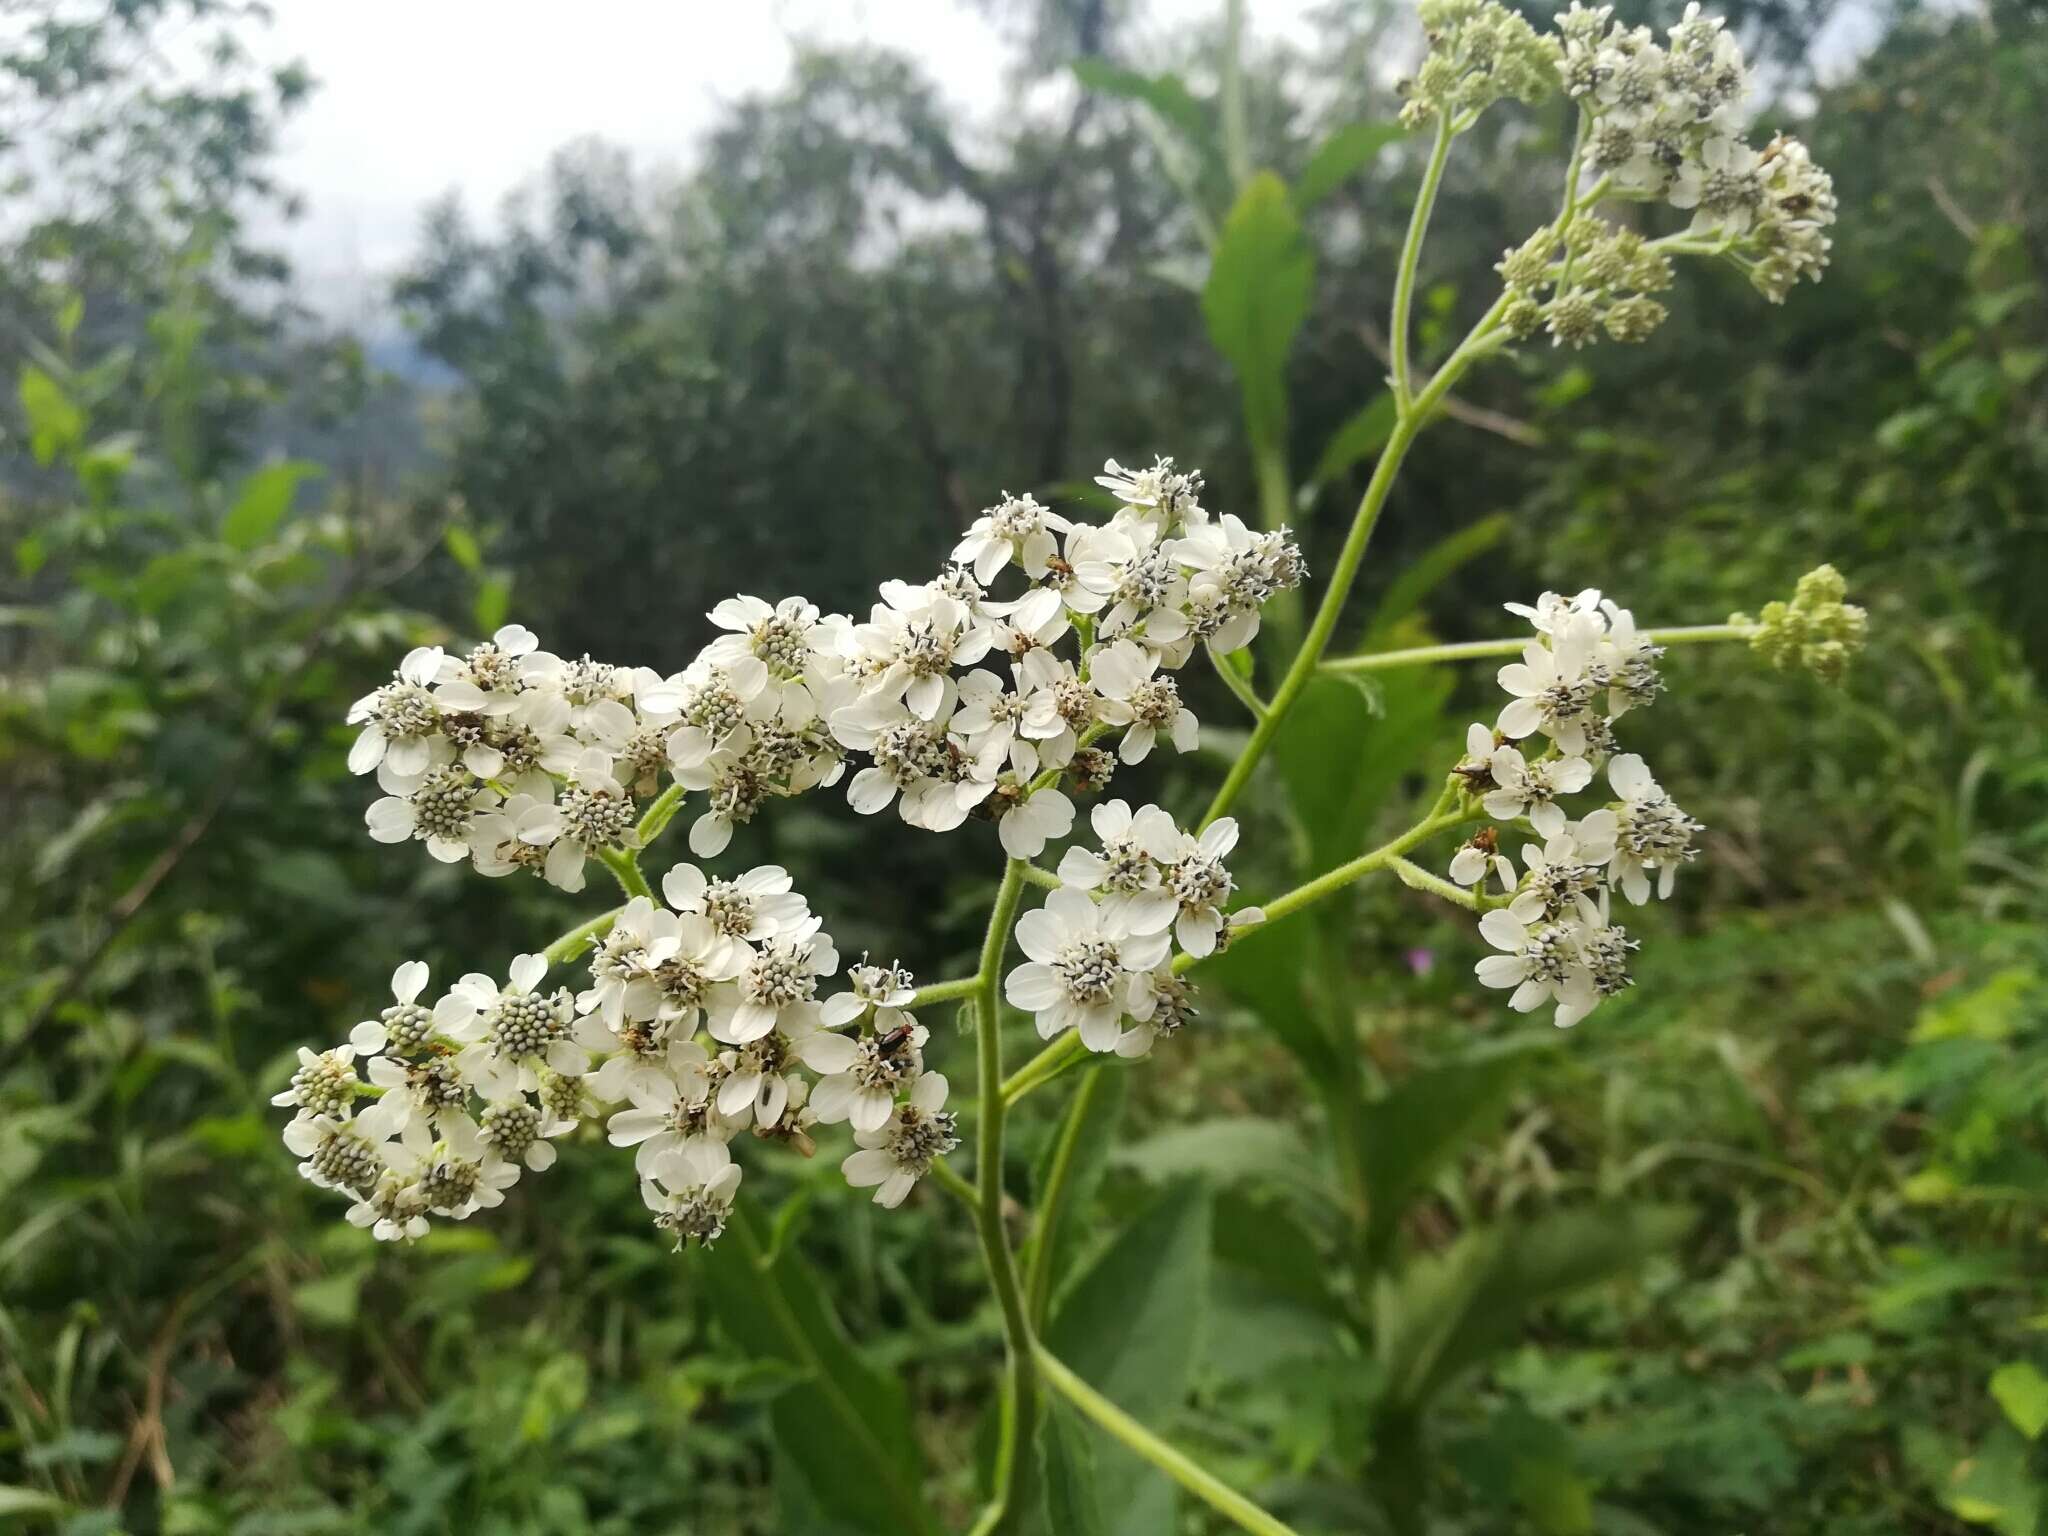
1198,292,1507,832
1034,1342,1306,1536
635,781,686,847
1322,622,1760,674
910,976,982,1009
1390,114,1456,409
598,847,653,900
1220,0,1252,191
972,859,1038,1533
542,906,623,966
1389,855,1480,911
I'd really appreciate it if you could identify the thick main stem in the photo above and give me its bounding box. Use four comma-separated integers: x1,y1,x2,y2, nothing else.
972,859,1038,1533
1199,298,1504,833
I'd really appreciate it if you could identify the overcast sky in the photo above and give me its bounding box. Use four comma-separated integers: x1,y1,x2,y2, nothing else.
250,0,1320,320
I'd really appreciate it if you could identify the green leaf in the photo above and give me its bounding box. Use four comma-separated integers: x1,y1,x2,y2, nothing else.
1040,1401,1109,1536
290,1267,366,1329
1362,512,1511,646
1990,1361,2048,1440
20,365,84,466
221,460,321,550
520,1353,590,1442
1270,667,1453,877
1295,120,1403,207
699,1208,933,1535
1357,1039,1550,1265
1306,393,1397,494
445,523,483,573
1070,59,1214,153
474,575,512,635
1202,173,1315,453
1031,1064,1126,1306
1047,1181,1211,1526
1112,1118,1321,1200
1375,1204,1694,1413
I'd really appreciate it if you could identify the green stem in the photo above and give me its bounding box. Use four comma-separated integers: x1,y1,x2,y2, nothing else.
910,976,982,1009
1322,622,1760,674
928,1155,979,1213
1035,1342,1306,1536
1388,855,1480,911
1004,1032,1088,1108
636,781,686,847
543,905,623,966
1198,296,1507,833
1020,862,1062,891
1024,1064,1107,1327
1220,0,1252,192
598,846,652,900
1390,114,1456,410
973,859,1038,1533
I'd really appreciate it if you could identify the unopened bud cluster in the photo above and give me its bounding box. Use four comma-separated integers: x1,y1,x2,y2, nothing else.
1400,0,1561,128
1733,564,1868,682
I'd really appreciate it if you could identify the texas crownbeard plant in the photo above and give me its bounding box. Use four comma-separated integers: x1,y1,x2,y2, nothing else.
273,4,1865,1530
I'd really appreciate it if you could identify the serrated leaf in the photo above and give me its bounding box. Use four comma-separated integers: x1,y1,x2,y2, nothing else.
1203,173,1314,454
1271,667,1453,876
1203,901,1339,1078
1362,512,1510,646
1296,120,1403,207
222,460,321,550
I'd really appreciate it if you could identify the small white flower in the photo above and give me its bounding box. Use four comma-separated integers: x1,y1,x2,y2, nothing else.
642,1139,742,1250
347,960,437,1056
271,1044,361,1118
841,1072,958,1209
1496,636,1600,755
1484,745,1594,838
1606,753,1702,902
662,862,811,970
1474,909,1599,1028
951,492,1071,584
606,1046,732,1175
1056,798,1180,934
1004,886,1170,1051
443,954,594,1095
1505,819,1616,927
365,763,499,863
706,918,838,1045
1152,815,1243,958
1090,640,1199,764
346,646,447,777
1450,836,1516,891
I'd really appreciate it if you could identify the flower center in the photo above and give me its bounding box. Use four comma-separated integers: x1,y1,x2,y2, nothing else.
1054,937,1123,1004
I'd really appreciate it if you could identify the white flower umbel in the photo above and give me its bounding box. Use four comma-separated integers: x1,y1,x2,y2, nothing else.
346,960,440,1056
346,646,446,778
443,953,596,1097
365,761,498,863
1056,798,1180,935
1005,886,1172,1052
605,1048,732,1176
841,1072,958,1209
661,862,812,972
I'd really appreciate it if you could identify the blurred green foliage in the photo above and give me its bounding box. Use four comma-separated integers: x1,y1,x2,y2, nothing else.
3,0,2047,1533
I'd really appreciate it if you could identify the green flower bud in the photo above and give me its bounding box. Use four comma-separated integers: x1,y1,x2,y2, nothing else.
1732,564,1868,682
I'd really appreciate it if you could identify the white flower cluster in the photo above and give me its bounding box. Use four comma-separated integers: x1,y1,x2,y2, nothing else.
1450,589,1705,1028
345,458,1303,887
1558,1,1837,302
1004,801,1261,1058
276,868,961,1245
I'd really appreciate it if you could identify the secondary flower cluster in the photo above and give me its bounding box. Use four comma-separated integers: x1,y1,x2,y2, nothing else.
344,458,1303,893
1558,1,1838,302
1005,801,1262,1058
1733,563,1867,682
274,868,962,1247
1449,589,1704,1028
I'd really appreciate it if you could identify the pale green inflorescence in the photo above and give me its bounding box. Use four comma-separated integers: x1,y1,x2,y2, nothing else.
1734,564,1870,683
